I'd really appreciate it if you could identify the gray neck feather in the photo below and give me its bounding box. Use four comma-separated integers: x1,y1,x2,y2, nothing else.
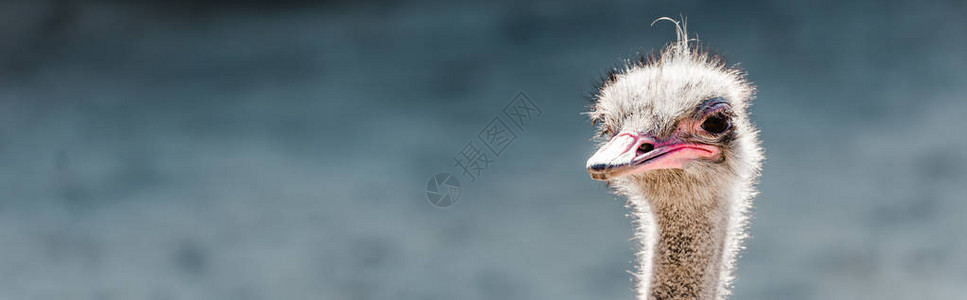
622,174,734,300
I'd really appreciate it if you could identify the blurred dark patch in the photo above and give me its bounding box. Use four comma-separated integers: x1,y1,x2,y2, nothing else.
54,150,71,171
149,289,177,300
430,58,484,97
339,279,374,300
872,193,940,227
145,48,322,90
395,290,445,300
439,217,475,245
42,230,102,267
112,151,164,195
343,15,393,55
499,5,542,46
55,149,165,211
352,237,394,269
902,245,948,274
501,2,634,46
353,178,389,204
3,0,74,77
475,268,524,299
0,0,77,81
173,239,209,276
916,150,963,183
812,247,876,279
750,281,812,300
227,286,263,300
55,151,95,208
92,289,116,300
270,118,317,148
101,0,376,15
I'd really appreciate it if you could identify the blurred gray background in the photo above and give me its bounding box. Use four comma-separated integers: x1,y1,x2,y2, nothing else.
1,0,966,299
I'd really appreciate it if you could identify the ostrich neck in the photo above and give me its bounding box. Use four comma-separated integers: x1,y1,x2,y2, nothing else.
630,178,733,300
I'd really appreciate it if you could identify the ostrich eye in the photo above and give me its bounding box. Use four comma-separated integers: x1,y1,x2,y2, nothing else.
701,113,731,134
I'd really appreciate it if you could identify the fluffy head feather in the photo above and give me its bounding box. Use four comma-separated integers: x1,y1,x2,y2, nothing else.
587,17,760,185
585,17,764,299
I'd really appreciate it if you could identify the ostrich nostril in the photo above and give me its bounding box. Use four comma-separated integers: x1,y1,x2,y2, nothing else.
589,164,607,171
638,143,655,154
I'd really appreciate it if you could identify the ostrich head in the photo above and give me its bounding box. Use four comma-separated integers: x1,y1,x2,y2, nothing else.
584,18,763,299
586,19,761,197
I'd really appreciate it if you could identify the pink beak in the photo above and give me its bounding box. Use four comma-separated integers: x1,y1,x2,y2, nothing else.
586,131,721,180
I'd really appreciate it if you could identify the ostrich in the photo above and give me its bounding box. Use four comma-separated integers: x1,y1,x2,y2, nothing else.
585,18,763,300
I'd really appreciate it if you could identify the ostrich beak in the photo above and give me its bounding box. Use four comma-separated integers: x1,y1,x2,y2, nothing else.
586,131,721,180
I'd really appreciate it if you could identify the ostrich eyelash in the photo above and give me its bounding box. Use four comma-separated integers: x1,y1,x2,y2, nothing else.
696,98,732,117
596,126,615,138
589,115,616,138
